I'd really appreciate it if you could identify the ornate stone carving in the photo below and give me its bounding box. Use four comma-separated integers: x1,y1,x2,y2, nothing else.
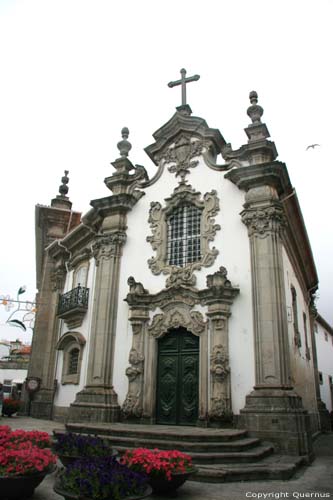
147,185,220,287
241,205,286,238
210,396,231,419
148,309,206,338
210,344,229,381
207,266,231,290
122,394,143,419
92,232,127,265
162,135,207,182
127,277,148,295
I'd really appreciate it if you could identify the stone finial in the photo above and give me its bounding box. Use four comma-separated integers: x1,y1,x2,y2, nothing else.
247,91,264,124
117,127,132,158
59,170,69,197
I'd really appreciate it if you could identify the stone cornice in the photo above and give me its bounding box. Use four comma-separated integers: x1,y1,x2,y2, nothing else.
125,268,239,311
145,110,226,165
90,191,145,217
282,192,318,292
225,161,292,196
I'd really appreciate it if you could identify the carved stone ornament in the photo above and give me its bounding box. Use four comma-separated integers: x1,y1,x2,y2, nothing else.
161,135,208,182
210,396,231,419
92,232,127,265
241,205,286,238
127,277,148,295
210,344,230,381
148,309,206,338
122,394,143,418
147,184,220,287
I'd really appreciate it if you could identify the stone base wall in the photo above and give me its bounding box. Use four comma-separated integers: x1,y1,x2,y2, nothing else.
67,386,120,424
53,406,69,423
240,388,314,459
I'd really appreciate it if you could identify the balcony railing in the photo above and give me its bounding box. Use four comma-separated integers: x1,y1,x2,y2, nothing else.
57,286,89,328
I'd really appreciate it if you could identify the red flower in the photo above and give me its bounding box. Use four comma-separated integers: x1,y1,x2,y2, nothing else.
0,426,56,477
120,448,193,481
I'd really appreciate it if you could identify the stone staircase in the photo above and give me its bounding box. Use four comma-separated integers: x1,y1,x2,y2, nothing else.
63,422,306,482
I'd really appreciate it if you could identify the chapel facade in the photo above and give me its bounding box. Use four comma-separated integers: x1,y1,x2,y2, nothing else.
28,73,329,458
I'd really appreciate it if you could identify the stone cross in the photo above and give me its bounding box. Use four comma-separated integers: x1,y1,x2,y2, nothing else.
168,68,200,106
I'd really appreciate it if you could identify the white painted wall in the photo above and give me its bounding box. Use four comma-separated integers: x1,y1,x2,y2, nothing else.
315,320,333,412
282,247,317,411
54,257,96,407
113,151,255,414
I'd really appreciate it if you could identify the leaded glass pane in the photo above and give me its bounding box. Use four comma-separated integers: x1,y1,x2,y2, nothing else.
167,204,201,267
68,348,79,375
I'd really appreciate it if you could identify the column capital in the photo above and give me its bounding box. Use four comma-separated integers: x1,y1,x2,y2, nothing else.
92,231,127,264
241,203,286,237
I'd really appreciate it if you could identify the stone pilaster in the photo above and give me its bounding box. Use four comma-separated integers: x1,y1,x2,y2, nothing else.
239,185,312,457
122,305,149,421
68,231,126,423
207,306,232,425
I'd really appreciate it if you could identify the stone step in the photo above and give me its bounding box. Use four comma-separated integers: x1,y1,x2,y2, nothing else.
111,443,274,464
65,422,249,443
194,456,305,482
92,433,261,453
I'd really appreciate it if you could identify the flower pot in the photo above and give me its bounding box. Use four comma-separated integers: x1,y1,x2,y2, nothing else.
53,482,152,500
0,468,53,500
148,468,197,495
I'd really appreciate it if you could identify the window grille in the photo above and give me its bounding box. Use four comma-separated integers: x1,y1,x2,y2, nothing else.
167,204,202,267
68,348,80,375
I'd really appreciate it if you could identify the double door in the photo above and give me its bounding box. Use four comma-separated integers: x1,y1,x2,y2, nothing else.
156,327,199,425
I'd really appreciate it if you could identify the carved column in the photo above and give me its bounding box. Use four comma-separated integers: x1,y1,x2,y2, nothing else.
68,231,126,423
122,306,149,420
205,267,239,426
240,185,312,456
207,308,231,424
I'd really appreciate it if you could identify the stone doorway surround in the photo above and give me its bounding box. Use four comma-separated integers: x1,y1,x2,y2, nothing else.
122,267,239,427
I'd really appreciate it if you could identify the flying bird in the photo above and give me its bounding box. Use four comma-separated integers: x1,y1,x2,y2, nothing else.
306,144,320,150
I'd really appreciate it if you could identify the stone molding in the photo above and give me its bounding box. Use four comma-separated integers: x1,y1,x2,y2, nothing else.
147,184,220,287
148,309,206,338
124,267,239,425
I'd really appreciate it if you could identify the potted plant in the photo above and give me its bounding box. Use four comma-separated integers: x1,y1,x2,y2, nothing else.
53,432,118,467
2,398,22,417
54,456,152,500
0,425,56,499
121,448,197,494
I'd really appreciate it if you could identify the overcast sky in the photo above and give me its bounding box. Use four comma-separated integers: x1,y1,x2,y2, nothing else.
0,0,332,343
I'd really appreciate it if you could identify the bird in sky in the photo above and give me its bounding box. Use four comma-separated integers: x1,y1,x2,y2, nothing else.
306,144,320,150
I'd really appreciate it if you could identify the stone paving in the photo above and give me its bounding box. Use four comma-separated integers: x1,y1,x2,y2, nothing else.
1,416,333,500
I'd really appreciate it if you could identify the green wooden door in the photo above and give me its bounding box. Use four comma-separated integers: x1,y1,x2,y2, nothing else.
156,327,199,425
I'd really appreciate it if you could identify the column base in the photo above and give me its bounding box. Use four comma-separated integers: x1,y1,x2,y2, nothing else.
30,388,54,420
317,399,331,432
68,385,120,423
240,386,313,459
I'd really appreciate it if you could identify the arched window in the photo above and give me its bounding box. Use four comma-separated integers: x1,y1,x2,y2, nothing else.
68,348,80,375
167,204,202,267
73,264,88,288
291,286,301,348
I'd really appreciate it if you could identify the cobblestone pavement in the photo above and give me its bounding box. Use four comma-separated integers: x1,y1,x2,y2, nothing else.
1,416,333,500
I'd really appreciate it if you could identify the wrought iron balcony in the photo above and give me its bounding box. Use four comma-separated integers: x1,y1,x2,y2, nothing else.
57,285,89,329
